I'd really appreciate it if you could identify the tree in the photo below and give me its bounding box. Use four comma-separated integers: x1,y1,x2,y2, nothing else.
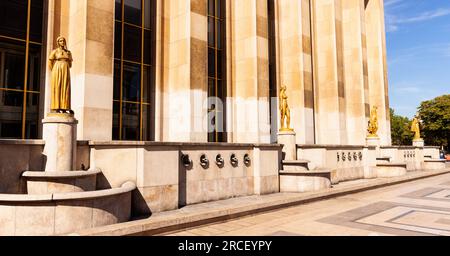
390,108,413,145
418,94,450,149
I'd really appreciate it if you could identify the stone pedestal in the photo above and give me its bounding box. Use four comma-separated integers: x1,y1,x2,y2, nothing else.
366,136,380,147
413,139,425,148
278,131,297,161
42,113,78,172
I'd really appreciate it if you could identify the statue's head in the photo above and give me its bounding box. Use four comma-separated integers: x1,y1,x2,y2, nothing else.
56,36,67,49
281,85,287,91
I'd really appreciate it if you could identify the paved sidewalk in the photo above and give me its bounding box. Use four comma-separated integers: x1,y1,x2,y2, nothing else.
74,168,450,236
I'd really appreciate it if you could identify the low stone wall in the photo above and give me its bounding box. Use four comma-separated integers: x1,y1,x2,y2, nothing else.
89,142,282,216
297,145,376,183
0,182,134,236
0,140,90,194
0,140,45,194
422,160,446,170
380,146,423,171
423,146,440,159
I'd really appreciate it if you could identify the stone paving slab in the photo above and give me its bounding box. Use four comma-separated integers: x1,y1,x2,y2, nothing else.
73,169,450,236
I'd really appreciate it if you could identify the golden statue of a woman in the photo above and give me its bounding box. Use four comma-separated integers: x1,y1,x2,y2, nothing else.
367,106,378,137
279,85,293,132
48,36,73,114
411,116,421,140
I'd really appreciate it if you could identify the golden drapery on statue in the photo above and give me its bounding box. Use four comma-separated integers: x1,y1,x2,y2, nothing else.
367,106,378,137
279,85,294,132
411,116,421,140
48,36,73,114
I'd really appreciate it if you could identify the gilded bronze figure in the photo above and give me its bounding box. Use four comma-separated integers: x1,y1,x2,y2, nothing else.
48,36,73,114
411,115,421,140
367,106,378,137
279,85,293,132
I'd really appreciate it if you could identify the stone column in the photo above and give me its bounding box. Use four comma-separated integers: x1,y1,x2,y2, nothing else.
160,0,193,142
45,0,114,141
311,0,341,145
42,114,78,172
365,0,390,145
229,0,270,143
276,0,316,145
190,0,209,142
342,0,367,145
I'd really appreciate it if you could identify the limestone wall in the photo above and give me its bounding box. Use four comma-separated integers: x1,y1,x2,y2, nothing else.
89,141,281,216
0,140,89,194
298,144,373,183
38,0,391,145
0,140,45,194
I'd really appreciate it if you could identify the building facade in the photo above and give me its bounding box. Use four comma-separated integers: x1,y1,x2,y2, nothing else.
0,0,391,146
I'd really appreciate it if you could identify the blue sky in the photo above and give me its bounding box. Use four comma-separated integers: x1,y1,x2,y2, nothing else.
384,0,450,118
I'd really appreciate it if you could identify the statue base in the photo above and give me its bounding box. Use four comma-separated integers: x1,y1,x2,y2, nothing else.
366,136,380,147
42,113,78,172
278,130,297,161
413,139,424,148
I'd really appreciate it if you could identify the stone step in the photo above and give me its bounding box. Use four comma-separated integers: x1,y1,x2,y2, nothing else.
423,159,446,170
282,159,310,171
280,169,332,193
376,163,407,178
376,157,392,163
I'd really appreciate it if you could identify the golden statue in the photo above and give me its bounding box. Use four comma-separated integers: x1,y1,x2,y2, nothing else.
279,85,293,132
48,36,73,114
367,106,378,137
411,115,421,140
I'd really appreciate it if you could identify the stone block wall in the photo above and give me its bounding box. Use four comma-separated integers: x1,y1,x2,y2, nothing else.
89,141,282,216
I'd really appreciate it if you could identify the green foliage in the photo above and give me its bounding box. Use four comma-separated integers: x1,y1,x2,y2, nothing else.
418,94,450,148
390,108,413,145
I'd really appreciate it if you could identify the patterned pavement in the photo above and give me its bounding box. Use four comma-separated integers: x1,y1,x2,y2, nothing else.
166,172,450,236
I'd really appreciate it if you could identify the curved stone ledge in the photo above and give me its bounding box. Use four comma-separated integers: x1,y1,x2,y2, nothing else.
0,182,135,203
0,194,53,203
53,182,136,201
0,182,136,236
23,168,101,178
23,169,102,194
